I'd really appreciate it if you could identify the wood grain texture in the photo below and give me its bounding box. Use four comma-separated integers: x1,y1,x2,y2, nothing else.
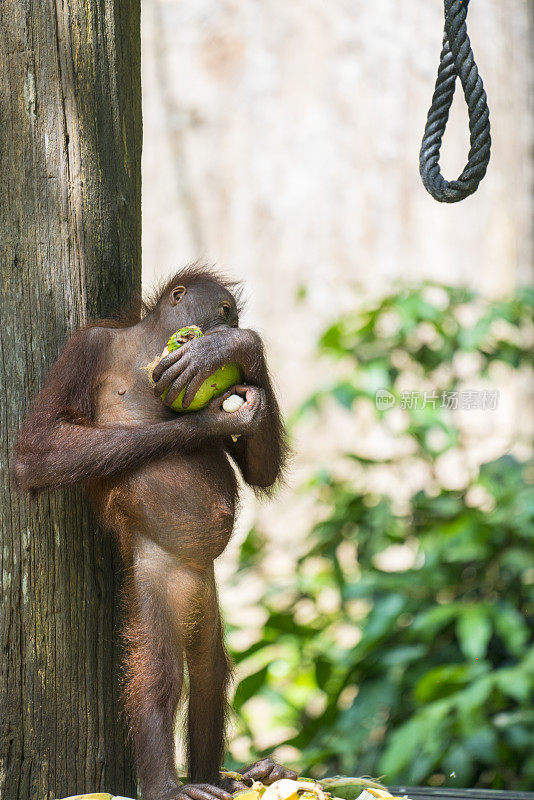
0,0,142,797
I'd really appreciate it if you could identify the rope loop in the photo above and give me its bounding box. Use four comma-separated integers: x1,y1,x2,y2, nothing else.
420,0,491,203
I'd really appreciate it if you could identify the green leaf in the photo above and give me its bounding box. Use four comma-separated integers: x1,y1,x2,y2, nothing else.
414,664,476,704
492,604,529,656
380,645,427,667
379,701,451,778
336,678,397,749
454,673,493,715
442,744,475,786
495,667,533,703
411,603,463,638
378,717,428,777
231,639,274,664
236,526,268,571
360,594,405,643
233,666,269,710
463,727,498,763
456,606,492,660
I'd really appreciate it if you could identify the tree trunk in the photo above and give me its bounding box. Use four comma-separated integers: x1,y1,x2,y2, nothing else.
0,0,141,797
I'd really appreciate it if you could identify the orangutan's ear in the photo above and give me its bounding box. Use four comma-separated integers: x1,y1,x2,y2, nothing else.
170,286,186,305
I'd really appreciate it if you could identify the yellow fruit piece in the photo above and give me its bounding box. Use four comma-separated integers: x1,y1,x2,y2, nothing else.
233,789,262,800
262,779,326,800
57,794,115,800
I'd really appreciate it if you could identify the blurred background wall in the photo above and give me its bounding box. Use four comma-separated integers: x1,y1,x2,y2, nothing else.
140,0,534,584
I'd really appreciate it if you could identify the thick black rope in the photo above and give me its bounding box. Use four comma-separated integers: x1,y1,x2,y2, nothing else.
420,0,491,203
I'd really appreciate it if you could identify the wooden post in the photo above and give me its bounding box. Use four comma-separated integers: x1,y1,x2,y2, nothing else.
0,0,141,796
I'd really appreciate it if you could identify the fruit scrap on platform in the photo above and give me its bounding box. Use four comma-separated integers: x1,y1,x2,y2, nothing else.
230,780,411,800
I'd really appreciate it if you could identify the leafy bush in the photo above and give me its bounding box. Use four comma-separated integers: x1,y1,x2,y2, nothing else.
227,284,534,790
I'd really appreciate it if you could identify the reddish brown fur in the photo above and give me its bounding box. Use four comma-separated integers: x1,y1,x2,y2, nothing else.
14,267,292,800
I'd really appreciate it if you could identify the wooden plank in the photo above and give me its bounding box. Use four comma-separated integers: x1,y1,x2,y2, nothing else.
390,787,534,800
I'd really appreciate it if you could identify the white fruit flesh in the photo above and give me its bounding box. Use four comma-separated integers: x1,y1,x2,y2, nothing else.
261,780,326,800
223,394,245,413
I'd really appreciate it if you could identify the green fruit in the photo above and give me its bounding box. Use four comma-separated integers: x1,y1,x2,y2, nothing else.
162,363,242,412
154,326,242,413
167,325,203,350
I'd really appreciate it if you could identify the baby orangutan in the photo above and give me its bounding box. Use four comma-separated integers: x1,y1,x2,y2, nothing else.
14,266,297,800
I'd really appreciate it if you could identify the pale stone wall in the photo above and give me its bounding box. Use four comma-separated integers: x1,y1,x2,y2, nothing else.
141,0,534,593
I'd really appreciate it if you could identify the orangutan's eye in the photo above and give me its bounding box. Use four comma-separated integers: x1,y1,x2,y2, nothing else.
219,300,238,327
